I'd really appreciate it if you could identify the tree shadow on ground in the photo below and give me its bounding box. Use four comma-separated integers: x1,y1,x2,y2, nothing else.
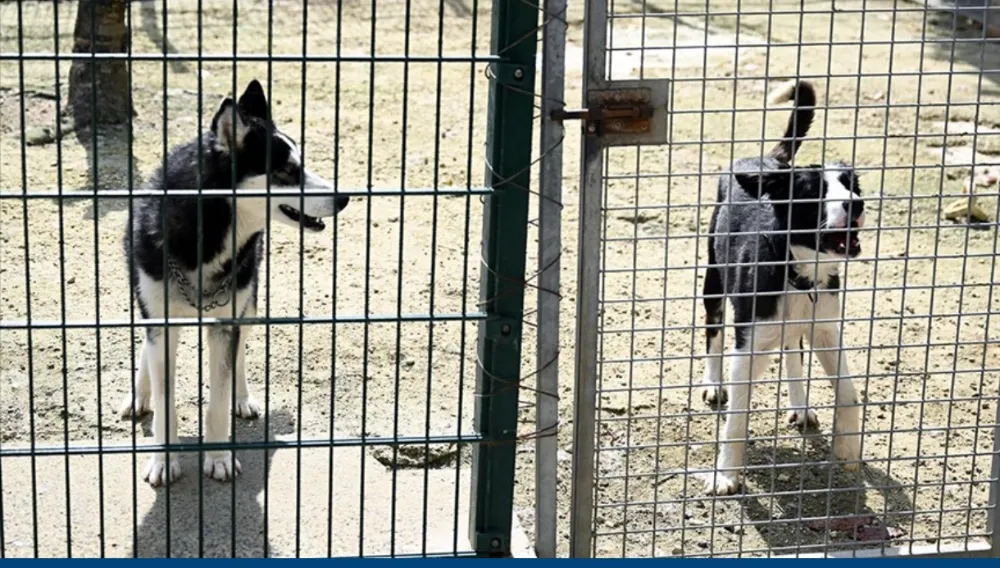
131,409,297,558
138,0,189,74
923,7,1000,97
73,124,142,220
444,0,472,17
738,435,914,555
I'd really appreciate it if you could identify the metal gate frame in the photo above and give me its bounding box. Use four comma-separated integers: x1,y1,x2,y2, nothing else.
470,0,540,557
567,0,1000,558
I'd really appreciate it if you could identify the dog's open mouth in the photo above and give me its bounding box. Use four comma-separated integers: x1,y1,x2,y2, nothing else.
823,227,861,258
278,204,326,232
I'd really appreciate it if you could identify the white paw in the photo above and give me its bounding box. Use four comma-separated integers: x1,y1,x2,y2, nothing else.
701,385,727,406
833,433,862,471
203,452,242,482
234,396,261,420
705,471,742,496
787,408,819,430
119,391,151,419
143,455,181,488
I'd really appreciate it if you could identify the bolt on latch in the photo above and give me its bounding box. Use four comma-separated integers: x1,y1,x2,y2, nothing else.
550,104,655,137
549,80,671,147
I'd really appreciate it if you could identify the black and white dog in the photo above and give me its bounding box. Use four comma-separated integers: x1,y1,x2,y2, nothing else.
121,80,348,488
701,80,866,495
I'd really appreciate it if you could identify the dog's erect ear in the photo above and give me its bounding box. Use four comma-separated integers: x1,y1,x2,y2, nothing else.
734,171,792,199
237,79,269,121
211,97,249,152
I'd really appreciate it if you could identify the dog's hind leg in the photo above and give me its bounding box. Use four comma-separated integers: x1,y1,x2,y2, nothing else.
203,325,243,482
784,336,819,430
813,324,862,471
119,335,153,419
701,262,727,406
143,327,182,487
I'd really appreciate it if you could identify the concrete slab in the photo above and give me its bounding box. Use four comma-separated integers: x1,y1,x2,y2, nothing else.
0,427,532,557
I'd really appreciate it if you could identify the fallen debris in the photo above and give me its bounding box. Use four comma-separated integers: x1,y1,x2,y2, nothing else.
944,165,998,224
806,514,906,542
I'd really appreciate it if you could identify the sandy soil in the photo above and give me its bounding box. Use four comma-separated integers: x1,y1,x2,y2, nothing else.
1,0,998,558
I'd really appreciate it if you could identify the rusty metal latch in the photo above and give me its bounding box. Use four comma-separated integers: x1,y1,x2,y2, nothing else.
551,104,655,137
550,80,670,147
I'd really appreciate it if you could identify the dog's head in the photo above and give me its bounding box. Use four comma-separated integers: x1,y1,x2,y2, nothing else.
210,79,348,232
735,161,865,258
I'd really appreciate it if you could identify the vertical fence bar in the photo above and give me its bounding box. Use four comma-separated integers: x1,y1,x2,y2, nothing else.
469,0,539,557
535,0,567,558
990,394,999,556
570,0,607,558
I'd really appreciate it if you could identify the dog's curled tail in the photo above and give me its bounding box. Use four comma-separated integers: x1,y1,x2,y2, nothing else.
766,79,816,162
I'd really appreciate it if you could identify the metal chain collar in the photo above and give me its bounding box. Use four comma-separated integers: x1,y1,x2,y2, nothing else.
166,257,234,312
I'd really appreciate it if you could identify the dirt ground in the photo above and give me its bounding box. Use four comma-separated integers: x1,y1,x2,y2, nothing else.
1,0,998,559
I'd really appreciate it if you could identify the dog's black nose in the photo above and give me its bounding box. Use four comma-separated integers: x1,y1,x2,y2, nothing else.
336,196,349,212
842,200,864,217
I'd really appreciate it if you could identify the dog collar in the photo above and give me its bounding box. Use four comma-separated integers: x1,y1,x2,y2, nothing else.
166,257,234,312
787,273,817,303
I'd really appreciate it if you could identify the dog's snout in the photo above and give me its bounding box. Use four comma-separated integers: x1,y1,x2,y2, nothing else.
335,196,349,212
841,200,864,217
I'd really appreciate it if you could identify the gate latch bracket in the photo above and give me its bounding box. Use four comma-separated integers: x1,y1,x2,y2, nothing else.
550,79,670,147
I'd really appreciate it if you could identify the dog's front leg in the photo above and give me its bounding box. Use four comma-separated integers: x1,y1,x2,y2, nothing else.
814,326,862,471
119,336,152,419
204,326,242,481
785,337,819,430
144,327,181,487
233,298,260,419
233,324,260,419
709,350,766,496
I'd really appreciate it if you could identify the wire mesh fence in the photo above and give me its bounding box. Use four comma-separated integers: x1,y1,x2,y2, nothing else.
0,0,543,558
3,0,1000,560
570,0,1000,558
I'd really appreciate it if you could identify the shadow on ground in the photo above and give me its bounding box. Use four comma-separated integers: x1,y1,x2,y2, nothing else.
138,0,189,75
131,409,296,558
739,435,913,554
73,124,142,220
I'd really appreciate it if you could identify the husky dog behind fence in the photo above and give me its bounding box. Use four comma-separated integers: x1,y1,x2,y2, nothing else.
700,79,867,496
121,79,349,488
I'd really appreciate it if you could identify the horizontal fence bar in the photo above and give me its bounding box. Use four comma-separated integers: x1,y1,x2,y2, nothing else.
0,52,500,63
0,312,487,330
597,372,999,394
594,424,1000,447
602,71,998,82
597,468,996,486
603,163,1000,180
599,259,1000,276
600,133,1000,150
605,7,1000,17
594,541,997,560
0,187,493,200
600,283,997,305
0,433,487,459
602,39,1000,50
599,316,1000,337
598,403,1000,424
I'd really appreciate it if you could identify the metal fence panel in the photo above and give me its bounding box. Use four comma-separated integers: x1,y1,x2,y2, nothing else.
0,0,535,558
572,0,1000,558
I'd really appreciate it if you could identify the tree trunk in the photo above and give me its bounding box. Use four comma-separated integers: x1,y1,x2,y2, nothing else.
68,0,132,128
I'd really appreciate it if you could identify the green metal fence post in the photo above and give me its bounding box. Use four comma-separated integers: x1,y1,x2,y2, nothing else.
469,0,539,557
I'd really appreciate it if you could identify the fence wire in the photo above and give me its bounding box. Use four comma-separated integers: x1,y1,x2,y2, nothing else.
0,0,549,558
578,0,1000,558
